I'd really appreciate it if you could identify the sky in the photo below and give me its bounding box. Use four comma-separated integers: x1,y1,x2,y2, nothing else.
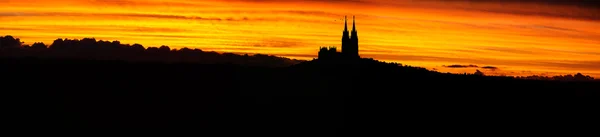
1,0,599,77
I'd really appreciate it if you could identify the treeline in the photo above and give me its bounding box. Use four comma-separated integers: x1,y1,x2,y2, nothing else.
0,35,303,67
0,35,596,81
443,69,596,82
516,73,596,81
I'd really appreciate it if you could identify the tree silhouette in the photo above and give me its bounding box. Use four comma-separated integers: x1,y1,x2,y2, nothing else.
474,69,484,76
49,38,64,49
0,35,22,49
1,34,598,135
0,35,595,81
516,73,595,81
1,36,303,67
131,43,145,51
31,42,47,49
159,45,171,52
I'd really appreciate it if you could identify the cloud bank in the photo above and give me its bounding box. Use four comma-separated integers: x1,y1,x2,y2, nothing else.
1,0,599,77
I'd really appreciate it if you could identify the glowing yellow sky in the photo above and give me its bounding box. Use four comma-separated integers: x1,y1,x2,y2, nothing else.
1,0,599,77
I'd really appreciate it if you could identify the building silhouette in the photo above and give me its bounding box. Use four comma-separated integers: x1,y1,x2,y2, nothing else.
319,16,360,60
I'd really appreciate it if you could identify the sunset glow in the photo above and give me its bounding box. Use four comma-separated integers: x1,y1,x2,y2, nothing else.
2,0,599,77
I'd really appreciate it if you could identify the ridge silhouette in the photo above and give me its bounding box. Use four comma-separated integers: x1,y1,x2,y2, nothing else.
1,34,596,81
1,36,302,68
1,18,599,136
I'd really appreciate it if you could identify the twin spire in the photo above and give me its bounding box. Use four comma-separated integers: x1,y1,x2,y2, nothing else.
343,16,356,32
341,15,359,58
344,16,348,31
352,16,356,32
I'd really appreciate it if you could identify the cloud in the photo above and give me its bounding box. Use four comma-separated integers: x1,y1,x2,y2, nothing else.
441,64,498,71
488,24,586,33
382,0,600,21
250,44,296,48
531,25,581,32
119,34,211,39
0,10,348,24
274,53,316,59
91,0,213,8
281,10,345,18
444,0,600,9
467,8,599,21
443,64,479,68
364,54,487,63
0,12,248,21
224,0,369,4
481,66,499,71
254,38,305,48
446,1,599,21
534,61,600,71
477,47,536,55
233,0,600,9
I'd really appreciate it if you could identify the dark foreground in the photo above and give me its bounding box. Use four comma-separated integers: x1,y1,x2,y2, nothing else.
4,57,599,136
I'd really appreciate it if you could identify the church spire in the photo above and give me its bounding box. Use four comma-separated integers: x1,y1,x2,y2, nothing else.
344,16,348,32
351,16,358,39
349,15,359,58
341,16,350,56
352,16,356,32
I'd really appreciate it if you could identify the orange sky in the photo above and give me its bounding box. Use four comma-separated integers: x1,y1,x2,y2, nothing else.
1,0,599,77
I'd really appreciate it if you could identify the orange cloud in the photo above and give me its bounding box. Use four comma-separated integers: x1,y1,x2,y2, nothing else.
1,0,599,77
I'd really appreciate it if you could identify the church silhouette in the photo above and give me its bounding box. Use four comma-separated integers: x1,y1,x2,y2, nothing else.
318,16,360,60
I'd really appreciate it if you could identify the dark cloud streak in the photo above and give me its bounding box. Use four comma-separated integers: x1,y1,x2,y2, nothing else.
443,0,600,9
427,0,600,20
442,64,499,71
481,66,499,71
443,64,479,68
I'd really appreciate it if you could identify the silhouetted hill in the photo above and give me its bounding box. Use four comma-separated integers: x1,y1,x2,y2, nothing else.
3,35,599,136
5,57,599,135
0,35,303,67
1,35,596,81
